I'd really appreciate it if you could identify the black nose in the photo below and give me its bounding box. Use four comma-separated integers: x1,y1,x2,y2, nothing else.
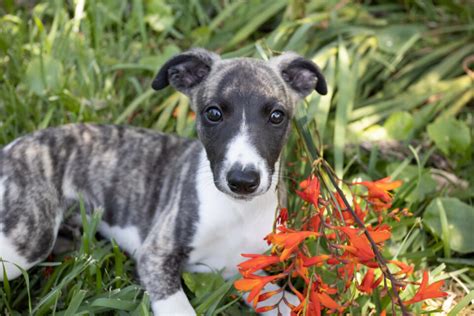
227,169,260,194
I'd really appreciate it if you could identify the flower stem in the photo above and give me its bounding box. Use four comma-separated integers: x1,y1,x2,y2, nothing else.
320,161,410,316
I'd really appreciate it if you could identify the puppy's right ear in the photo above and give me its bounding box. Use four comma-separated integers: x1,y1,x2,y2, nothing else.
151,48,220,95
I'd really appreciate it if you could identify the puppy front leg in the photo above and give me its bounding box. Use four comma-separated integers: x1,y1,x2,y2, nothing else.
152,290,195,316
138,246,195,316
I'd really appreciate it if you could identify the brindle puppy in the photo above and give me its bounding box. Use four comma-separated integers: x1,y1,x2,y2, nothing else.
0,49,326,315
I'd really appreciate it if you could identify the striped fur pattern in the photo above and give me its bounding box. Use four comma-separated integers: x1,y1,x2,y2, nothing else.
0,49,327,315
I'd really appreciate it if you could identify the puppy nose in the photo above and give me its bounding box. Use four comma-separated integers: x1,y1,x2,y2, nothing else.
227,169,260,194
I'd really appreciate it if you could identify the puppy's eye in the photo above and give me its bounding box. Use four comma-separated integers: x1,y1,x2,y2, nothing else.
205,107,223,123
269,110,285,125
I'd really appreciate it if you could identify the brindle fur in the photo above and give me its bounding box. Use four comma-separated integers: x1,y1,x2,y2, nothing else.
0,124,201,298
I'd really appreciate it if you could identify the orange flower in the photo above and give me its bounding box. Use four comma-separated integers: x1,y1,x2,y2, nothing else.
389,260,414,276
327,256,340,265
353,198,367,223
317,276,338,295
296,176,320,207
312,279,343,312
234,273,286,307
367,224,392,243
266,227,320,261
404,271,448,305
336,226,391,265
237,254,280,276
355,177,402,212
331,193,368,226
315,291,342,311
338,262,356,289
295,254,310,284
357,268,383,294
388,208,414,222
293,281,343,315
302,254,331,267
234,172,421,315
294,296,321,316
309,213,322,232
255,305,277,313
277,207,289,225
357,177,402,201
336,227,376,262
257,287,283,302
333,191,347,212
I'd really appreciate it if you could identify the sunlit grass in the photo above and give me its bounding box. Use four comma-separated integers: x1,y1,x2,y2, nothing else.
0,0,473,314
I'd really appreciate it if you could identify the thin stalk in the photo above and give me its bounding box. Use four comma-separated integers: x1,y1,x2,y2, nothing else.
320,160,410,316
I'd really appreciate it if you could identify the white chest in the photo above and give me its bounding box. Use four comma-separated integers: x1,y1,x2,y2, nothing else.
186,153,278,278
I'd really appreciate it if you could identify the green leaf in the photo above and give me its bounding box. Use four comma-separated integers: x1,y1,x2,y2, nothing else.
334,39,355,178
145,1,174,33
114,89,155,125
448,290,474,316
387,164,437,202
90,298,136,311
194,274,239,315
312,55,335,142
423,198,474,254
406,173,437,203
25,56,64,96
383,111,414,140
376,25,423,54
427,118,471,156
131,292,151,316
64,290,87,316
182,272,225,301
224,0,286,49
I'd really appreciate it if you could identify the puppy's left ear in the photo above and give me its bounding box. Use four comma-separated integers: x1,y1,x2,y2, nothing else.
270,52,327,98
151,48,220,95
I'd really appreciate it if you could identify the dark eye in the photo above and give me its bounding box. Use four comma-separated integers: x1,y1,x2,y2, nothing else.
205,107,223,123
269,110,285,125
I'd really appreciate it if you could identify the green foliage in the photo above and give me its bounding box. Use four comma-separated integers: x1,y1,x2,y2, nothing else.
25,56,64,96
384,111,414,141
427,117,472,158
0,200,150,315
424,198,474,254
0,0,473,314
387,163,438,203
183,272,225,302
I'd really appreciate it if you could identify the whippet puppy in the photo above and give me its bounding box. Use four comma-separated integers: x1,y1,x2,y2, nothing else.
0,49,327,314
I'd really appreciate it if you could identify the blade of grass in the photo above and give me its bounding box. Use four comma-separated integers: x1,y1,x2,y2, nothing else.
224,0,287,50
334,39,354,178
64,289,87,316
114,89,154,125
448,290,474,316
436,198,451,259
195,274,239,315
311,55,335,142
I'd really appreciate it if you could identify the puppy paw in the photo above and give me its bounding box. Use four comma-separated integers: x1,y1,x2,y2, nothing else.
151,290,196,316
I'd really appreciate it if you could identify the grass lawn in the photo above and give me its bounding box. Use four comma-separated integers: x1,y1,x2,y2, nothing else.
0,0,473,315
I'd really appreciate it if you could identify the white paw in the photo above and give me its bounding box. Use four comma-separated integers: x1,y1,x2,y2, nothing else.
152,290,196,316
0,232,34,281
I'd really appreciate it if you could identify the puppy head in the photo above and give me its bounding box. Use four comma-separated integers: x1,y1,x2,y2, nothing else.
153,48,326,199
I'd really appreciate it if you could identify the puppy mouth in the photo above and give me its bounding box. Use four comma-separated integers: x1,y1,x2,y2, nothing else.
228,191,259,201
226,190,265,201
213,179,271,201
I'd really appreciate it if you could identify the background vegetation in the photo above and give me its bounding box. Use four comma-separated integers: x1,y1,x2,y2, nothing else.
0,0,473,314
